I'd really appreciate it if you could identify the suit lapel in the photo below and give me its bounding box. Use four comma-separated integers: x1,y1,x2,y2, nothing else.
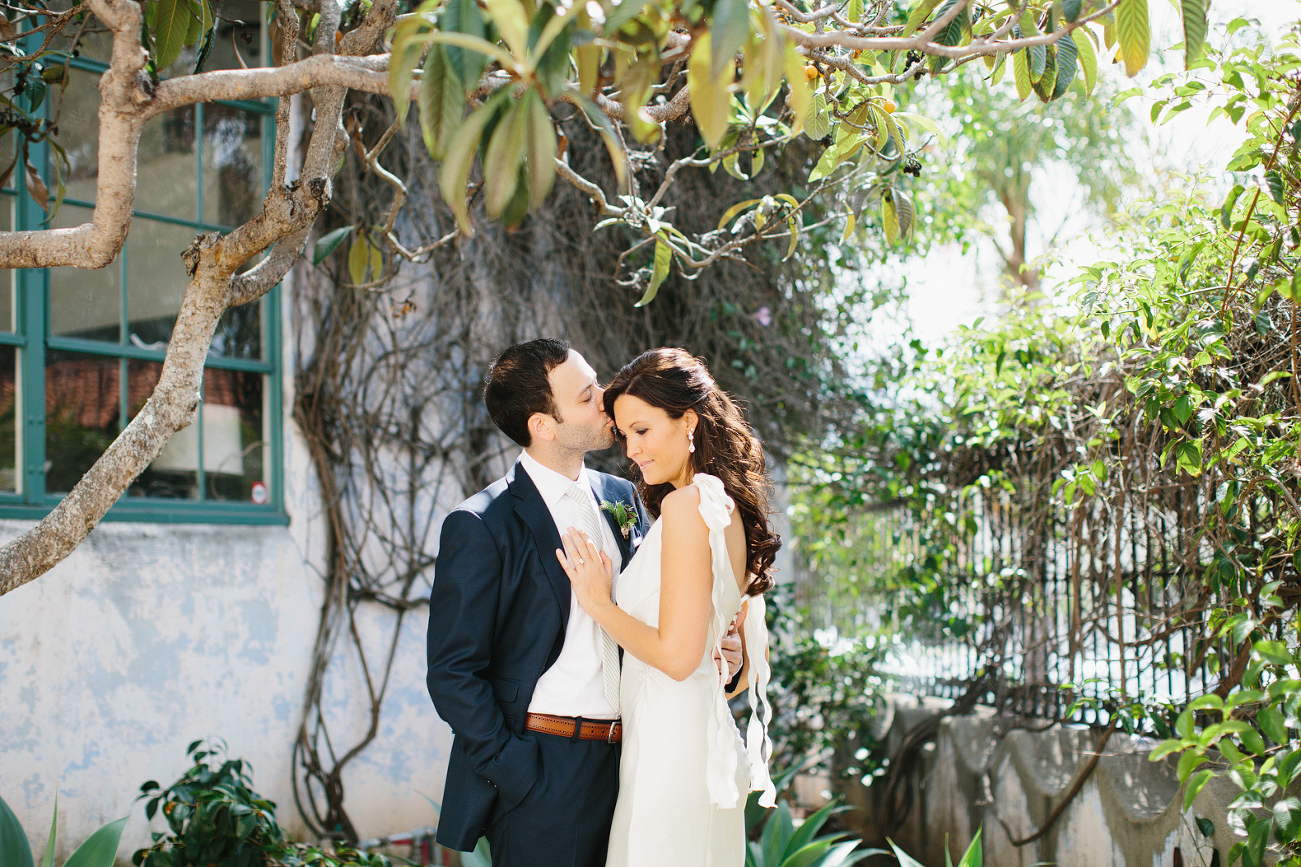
510,464,571,628
591,472,637,566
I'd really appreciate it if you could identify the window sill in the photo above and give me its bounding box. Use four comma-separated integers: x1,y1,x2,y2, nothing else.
0,499,289,526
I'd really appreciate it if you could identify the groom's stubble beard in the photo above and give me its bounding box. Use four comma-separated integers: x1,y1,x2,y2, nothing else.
551,408,616,457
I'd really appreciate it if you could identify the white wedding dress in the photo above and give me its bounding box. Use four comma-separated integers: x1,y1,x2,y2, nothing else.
605,474,776,867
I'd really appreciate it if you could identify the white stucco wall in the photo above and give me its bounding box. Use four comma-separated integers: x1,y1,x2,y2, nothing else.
0,279,455,863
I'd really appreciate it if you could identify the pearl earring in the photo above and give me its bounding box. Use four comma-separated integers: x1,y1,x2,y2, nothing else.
687,428,696,453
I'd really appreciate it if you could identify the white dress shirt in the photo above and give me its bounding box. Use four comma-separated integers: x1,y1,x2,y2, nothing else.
518,450,623,719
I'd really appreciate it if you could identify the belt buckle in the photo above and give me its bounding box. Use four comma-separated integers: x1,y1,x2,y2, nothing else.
607,720,618,744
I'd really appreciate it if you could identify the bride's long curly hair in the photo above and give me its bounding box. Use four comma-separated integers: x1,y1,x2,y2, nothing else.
603,348,780,596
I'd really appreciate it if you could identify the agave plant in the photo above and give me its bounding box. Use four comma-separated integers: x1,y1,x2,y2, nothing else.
0,793,126,867
745,795,884,867
889,828,982,867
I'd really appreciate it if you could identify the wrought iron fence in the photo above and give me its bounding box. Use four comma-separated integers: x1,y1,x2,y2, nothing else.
796,483,1294,729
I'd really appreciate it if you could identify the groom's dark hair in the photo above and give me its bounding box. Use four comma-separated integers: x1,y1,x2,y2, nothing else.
484,338,572,446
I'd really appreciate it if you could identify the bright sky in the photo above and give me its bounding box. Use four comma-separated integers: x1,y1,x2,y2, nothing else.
902,0,1301,344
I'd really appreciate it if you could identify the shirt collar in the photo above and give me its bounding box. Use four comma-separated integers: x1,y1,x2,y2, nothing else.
518,450,592,508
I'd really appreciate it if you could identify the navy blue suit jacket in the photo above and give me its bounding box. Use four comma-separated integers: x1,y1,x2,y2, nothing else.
427,462,647,852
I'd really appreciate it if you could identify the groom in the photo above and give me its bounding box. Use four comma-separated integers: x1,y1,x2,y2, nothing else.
428,338,680,867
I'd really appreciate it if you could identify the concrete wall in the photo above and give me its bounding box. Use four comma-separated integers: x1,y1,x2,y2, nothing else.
848,697,1240,867
0,280,456,863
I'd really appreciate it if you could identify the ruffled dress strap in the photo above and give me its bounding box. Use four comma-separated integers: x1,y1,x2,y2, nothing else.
693,474,777,810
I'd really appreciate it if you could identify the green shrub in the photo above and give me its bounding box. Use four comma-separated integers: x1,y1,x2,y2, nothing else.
133,739,390,867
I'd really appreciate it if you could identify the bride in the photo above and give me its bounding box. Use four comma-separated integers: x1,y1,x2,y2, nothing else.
556,347,780,867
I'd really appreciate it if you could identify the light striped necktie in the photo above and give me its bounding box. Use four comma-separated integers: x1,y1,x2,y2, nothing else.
565,482,622,708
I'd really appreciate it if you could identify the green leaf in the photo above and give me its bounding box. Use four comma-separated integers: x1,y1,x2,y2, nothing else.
1071,29,1097,96
882,189,900,244
63,817,125,867
1184,769,1213,809
805,92,831,141
893,111,948,148
784,801,838,858
1255,640,1293,666
1,794,35,867
709,0,750,79
183,0,203,46
523,90,557,208
1266,170,1285,206
717,197,764,229
1221,183,1244,229
571,92,629,192
528,0,583,69
1031,45,1058,101
483,99,528,218
932,0,966,47
39,798,55,867
440,94,504,234
1012,48,1032,100
957,829,982,867
1181,0,1207,68
1052,31,1078,99
894,187,915,239
388,29,424,125
153,0,193,70
1177,749,1207,783
1148,739,1186,761
347,234,370,286
784,215,799,260
888,838,927,867
1258,706,1286,744
1273,797,1301,844
1029,44,1047,82
636,235,671,307
441,0,490,93
1116,0,1150,77
687,32,733,150
902,0,942,37
417,46,464,160
312,225,354,265
783,44,812,134
1063,0,1084,22
484,0,529,58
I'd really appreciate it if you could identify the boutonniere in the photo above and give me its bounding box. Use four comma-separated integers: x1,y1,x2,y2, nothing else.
600,500,637,539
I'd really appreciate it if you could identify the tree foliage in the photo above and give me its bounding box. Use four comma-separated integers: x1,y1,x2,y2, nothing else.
791,19,1301,866
0,0,1202,585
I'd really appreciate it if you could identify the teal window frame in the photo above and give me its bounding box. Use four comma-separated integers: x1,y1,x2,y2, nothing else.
0,51,286,525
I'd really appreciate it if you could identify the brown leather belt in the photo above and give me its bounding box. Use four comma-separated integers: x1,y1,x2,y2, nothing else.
525,712,622,743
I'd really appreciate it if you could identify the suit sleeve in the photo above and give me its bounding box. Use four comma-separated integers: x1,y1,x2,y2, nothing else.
427,509,539,808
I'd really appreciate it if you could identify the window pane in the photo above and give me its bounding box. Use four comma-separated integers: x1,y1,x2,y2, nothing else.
137,106,198,220
127,220,196,347
50,204,121,341
211,298,262,359
0,193,12,332
0,346,15,493
128,359,198,499
201,2,266,73
202,368,266,502
46,351,118,495
202,104,263,228
52,68,101,198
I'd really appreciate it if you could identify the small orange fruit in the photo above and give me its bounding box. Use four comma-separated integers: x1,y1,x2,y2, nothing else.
882,99,897,113
804,64,821,80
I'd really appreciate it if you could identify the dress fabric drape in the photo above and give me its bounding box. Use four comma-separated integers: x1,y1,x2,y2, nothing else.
604,474,775,867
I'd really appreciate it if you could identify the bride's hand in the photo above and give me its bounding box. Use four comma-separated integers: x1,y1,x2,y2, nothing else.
557,528,615,616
